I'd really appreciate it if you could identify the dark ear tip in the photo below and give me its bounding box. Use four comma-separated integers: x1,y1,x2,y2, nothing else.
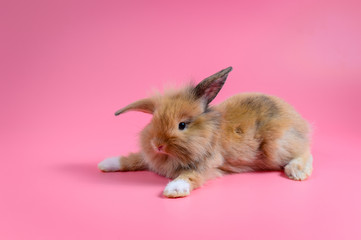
114,110,122,116
212,66,232,80
213,66,233,79
223,66,233,74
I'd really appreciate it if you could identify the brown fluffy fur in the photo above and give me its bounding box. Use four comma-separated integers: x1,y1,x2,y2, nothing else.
105,67,313,198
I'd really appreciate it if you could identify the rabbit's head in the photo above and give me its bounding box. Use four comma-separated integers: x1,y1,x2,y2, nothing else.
115,67,232,172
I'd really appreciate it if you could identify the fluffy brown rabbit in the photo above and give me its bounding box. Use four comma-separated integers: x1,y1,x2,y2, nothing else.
98,67,313,198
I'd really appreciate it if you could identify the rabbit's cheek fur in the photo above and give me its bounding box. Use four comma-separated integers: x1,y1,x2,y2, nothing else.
139,125,186,178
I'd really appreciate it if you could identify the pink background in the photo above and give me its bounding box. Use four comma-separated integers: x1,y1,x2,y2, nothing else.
1,0,361,239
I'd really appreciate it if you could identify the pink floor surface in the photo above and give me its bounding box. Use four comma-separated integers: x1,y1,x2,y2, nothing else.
1,0,361,239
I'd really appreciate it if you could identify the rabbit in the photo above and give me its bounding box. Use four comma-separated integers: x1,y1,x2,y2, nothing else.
98,67,313,198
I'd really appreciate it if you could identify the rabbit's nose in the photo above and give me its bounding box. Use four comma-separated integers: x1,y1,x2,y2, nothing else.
157,145,164,152
151,138,167,153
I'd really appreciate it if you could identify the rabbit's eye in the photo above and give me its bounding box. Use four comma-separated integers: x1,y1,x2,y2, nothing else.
178,122,186,130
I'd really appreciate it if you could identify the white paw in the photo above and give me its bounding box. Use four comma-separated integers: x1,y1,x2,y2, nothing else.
284,156,313,181
163,179,191,198
98,156,121,172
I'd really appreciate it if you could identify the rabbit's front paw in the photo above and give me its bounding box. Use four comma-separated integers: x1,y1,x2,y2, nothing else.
163,179,191,198
98,157,121,172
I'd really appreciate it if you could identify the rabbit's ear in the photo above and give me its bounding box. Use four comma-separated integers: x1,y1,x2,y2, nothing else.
193,66,232,104
115,98,155,116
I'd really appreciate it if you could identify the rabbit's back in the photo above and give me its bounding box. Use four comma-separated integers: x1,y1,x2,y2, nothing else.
215,93,310,172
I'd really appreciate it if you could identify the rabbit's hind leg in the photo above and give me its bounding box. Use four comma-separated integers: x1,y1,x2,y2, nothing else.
284,151,313,181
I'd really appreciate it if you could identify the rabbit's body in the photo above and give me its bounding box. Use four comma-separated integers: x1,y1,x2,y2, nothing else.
98,67,313,198
217,93,311,174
